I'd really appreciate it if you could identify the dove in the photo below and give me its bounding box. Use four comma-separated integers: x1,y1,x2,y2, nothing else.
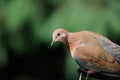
51,28,120,80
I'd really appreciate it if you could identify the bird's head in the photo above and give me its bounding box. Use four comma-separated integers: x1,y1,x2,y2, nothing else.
51,28,68,46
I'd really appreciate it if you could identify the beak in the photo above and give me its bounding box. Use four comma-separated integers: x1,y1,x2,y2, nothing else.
51,40,55,46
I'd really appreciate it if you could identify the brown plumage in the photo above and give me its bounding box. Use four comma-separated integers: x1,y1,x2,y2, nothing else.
51,28,120,79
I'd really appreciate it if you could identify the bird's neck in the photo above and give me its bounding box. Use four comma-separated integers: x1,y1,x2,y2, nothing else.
66,33,76,52
63,38,69,48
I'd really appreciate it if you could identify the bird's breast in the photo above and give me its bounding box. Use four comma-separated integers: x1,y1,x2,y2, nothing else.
70,43,120,73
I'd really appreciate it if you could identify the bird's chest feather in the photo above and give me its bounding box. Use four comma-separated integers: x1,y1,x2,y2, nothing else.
68,33,120,72
70,42,120,72
70,41,106,71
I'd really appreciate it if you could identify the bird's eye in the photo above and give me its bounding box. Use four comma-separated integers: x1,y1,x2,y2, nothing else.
57,33,60,36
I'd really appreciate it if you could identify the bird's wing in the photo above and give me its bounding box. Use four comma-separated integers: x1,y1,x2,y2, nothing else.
96,35,120,64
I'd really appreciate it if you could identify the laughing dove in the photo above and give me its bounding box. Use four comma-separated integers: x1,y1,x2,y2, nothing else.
51,28,120,80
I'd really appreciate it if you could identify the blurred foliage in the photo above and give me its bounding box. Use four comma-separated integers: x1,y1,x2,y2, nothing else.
0,0,120,80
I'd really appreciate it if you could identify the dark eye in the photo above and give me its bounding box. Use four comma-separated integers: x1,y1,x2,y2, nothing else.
57,33,60,36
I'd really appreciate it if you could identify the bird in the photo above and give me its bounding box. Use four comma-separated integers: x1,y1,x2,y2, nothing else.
51,28,120,80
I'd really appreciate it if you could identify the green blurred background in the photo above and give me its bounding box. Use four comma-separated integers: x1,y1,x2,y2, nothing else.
0,0,120,80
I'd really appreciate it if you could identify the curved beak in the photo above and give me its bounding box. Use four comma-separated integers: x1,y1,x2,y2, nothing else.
51,40,55,46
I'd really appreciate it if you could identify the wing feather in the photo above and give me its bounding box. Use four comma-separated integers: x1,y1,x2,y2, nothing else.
98,37,120,63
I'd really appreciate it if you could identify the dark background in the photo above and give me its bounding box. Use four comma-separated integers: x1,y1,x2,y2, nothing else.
0,0,120,80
